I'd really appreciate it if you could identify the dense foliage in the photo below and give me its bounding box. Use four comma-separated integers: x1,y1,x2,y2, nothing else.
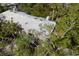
0,3,79,56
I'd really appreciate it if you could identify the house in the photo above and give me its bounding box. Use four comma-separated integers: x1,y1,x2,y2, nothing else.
1,6,56,39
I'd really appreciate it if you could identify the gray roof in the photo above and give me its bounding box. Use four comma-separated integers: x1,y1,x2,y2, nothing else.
0,14,4,18
0,14,5,19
